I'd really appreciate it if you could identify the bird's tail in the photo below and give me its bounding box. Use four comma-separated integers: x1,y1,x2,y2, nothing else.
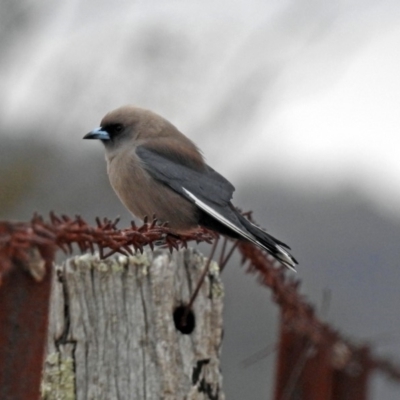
237,213,298,271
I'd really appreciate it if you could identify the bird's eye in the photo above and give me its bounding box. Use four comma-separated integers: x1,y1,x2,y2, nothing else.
114,124,123,133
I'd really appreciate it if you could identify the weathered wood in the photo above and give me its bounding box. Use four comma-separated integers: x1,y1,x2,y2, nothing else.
41,248,224,400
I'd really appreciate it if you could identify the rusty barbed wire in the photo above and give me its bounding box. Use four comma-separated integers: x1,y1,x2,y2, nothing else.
236,241,400,383
1,212,400,387
0,212,215,283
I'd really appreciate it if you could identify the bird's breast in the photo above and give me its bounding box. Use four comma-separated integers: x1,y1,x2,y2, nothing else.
107,149,199,231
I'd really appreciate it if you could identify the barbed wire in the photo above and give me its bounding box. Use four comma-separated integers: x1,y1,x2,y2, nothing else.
237,241,400,382
0,212,215,282
1,212,399,384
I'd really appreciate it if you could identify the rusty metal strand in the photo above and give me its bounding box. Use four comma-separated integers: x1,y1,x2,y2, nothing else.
236,241,400,382
0,214,215,282
0,213,399,384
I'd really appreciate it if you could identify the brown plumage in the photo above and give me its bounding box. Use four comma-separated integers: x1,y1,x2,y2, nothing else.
84,105,297,270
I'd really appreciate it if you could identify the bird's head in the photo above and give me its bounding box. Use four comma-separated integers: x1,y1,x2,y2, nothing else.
84,105,203,168
83,105,173,149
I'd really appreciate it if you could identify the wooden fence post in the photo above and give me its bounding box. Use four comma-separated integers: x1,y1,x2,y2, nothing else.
41,248,224,400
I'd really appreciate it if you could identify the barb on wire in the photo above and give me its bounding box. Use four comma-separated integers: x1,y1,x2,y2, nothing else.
0,212,215,283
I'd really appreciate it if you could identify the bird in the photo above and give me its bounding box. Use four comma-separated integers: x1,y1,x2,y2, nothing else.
83,105,297,271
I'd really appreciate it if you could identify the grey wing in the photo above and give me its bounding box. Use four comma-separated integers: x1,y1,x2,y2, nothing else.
136,145,255,238
136,145,297,271
136,145,235,207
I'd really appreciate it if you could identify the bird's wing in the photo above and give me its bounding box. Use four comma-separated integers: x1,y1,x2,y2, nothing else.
136,145,235,207
136,145,297,271
137,144,253,238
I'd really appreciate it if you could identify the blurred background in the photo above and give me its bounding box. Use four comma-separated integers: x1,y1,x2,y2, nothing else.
1,0,400,398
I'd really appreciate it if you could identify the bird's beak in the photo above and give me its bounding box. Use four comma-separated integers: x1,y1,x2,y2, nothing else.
83,127,110,140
